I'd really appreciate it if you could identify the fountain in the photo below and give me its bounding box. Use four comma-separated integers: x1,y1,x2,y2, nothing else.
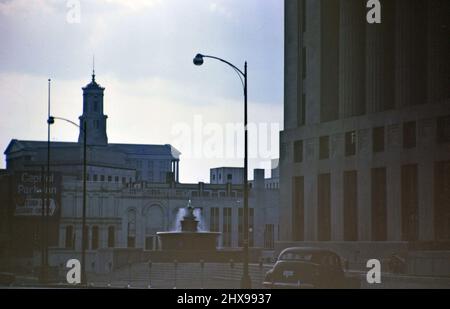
157,200,220,251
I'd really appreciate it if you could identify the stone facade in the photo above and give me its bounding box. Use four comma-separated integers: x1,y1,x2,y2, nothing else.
280,0,450,243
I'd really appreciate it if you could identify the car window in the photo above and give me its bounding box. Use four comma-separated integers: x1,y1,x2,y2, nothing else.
280,252,314,261
320,254,336,266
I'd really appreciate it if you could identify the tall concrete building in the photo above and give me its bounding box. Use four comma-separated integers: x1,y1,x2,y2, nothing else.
280,0,450,244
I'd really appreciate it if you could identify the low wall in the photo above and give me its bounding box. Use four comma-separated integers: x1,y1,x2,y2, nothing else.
408,251,450,277
39,247,144,276
141,248,262,263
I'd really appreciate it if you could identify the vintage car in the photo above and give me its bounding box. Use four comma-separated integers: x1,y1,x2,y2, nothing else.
263,247,349,289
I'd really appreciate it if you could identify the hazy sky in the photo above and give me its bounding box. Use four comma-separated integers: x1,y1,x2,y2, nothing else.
0,0,284,183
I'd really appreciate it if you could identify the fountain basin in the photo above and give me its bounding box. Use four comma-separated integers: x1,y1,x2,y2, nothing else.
157,231,220,251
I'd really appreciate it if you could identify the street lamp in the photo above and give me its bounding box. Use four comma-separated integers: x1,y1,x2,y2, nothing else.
48,116,88,286
193,53,251,288
40,79,52,285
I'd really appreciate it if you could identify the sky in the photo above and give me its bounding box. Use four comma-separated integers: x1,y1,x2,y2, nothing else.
0,0,284,183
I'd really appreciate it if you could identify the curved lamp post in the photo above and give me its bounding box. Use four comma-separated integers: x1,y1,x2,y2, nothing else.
193,53,251,289
48,116,88,286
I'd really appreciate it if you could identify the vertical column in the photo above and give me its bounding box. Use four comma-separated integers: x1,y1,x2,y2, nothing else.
357,128,371,240
59,226,66,249
218,207,224,248
284,0,300,129
231,208,238,248
339,0,366,118
366,0,395,113
304,138,318,241
331,169,344,240
305,0,321,125
176,160,179,183
279,155,293,241
101,226,108,249
304,173,317,241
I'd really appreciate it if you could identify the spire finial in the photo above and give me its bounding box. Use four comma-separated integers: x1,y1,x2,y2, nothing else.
92,55,96,82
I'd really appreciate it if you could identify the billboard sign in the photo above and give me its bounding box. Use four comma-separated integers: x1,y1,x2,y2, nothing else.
13,171,61,217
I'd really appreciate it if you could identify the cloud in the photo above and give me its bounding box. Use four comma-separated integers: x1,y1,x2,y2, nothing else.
209,2,233,19
0,0,284,182
100,0,162,11
0,0,56,16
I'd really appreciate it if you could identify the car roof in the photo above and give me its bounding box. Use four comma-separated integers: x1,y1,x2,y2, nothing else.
279,247,338,256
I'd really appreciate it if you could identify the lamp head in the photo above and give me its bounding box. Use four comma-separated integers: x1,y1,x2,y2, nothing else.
193,53,204,66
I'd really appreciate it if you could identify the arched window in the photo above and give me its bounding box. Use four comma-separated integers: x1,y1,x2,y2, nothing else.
65,226,74,249
127,209,136,248
108,226,115,248
91,226,99,250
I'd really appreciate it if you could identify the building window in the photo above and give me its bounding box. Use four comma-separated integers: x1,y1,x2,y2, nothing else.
100,175,105,182
209,208,219,232
93,174,98,182
93,101,98,112
227,174,232,181
223,208,232,247
293,140,303,163
264,224,275,249
318,173,331,241
65,226,74,249
319,136,330,160
115,176,119,182
373,126,385,153
401,165,418,241
434,161,450,240
437,116,450,144
108,176,112,182
403,121,417,149
107,226,115,248
127,209,136,248
91,226,99,250
343,171,358,241
122,177,126,183
345,131,357,157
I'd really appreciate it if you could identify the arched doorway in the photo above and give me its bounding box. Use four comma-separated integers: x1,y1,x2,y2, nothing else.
144,204,165,250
